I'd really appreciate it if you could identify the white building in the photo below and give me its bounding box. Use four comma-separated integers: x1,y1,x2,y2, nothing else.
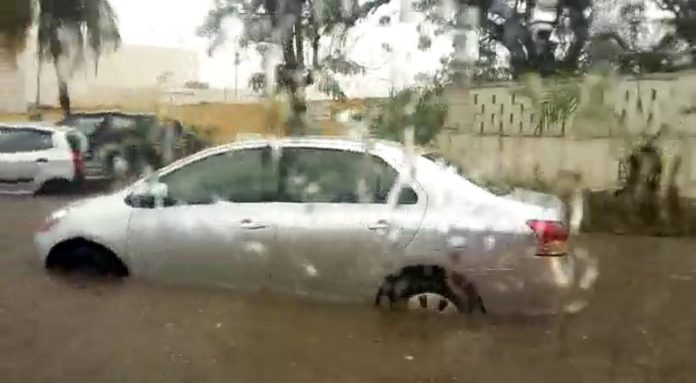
0,43,27,113
0,33,200,113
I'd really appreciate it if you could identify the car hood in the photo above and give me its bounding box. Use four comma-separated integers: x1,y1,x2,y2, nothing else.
60,188,130,213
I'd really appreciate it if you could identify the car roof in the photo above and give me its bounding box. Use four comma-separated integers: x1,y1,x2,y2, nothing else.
164,136,412,171
225,136,413,155
0,121,75,133
61,111,156,119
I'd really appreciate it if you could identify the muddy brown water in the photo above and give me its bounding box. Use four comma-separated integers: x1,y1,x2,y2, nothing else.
1,196,695,382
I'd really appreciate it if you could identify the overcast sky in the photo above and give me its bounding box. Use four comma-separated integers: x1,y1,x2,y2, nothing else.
108,0,455,96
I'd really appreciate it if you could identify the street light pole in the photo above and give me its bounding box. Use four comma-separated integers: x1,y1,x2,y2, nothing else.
234,52,240,100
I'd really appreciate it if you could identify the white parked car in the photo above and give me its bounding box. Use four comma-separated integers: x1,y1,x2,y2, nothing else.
0,123,87,194
35,137,597,315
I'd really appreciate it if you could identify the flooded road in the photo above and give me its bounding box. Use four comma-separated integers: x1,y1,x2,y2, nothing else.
1,196,696,382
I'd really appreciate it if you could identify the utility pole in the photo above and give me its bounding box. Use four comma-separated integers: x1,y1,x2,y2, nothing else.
234,52,240,100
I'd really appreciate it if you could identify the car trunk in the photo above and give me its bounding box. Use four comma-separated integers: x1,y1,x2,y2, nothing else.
502,188,567,223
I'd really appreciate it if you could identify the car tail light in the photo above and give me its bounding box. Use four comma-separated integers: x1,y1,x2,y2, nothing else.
72,150,85,179
526,220,568,257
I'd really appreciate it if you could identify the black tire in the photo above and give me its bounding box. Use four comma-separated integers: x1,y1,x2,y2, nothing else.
36,179,73,195
47,242,128,277
375,266,477,314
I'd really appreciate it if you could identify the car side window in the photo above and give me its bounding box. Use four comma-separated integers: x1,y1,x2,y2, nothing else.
0,128,53,153
160,147,277,205
279,147,398,204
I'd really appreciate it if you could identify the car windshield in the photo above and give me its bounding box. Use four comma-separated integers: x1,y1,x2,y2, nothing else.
422,152,513,196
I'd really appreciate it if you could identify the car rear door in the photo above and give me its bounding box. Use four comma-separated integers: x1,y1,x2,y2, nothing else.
269,145,427,301
126,144,280,289
0,128,53,193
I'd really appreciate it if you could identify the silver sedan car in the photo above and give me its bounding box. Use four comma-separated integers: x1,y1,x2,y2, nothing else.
35,137,597,315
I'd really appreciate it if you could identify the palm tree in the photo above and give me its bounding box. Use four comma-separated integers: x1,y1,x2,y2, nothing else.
0,0,33,55
37,0,121,116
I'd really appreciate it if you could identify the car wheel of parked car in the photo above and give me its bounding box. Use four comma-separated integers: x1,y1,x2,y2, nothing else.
375,266,471,314
36,179,73,195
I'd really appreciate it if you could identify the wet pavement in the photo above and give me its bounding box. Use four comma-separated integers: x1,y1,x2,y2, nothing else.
1,195,696,382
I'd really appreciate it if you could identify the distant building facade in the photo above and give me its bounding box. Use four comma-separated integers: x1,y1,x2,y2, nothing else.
0,42,26,113
0,33,200,113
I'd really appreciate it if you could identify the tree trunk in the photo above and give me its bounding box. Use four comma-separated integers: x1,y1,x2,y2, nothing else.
285,20,307,136
53,56,71,117
35,58,42,107
58,77,71,117
311,35,319,68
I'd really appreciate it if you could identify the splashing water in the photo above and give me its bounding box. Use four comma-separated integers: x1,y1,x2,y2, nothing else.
243,241,267,259
303,262,319,277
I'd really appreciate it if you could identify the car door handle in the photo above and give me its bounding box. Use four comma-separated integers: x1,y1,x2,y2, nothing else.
367,220,390,230
36,158,48,163
240,219,268,230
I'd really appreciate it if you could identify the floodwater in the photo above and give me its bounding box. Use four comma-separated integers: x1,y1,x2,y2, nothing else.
1,196,696,382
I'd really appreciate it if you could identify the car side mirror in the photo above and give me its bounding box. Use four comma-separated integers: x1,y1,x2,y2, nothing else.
126,179,171,208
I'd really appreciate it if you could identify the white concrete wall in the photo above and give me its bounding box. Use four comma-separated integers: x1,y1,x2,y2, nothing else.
447,72,696,138
436,133,696,199
0,41,26,113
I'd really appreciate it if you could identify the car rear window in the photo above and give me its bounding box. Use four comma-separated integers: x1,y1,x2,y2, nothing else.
422,152,513,196
0,128,54,153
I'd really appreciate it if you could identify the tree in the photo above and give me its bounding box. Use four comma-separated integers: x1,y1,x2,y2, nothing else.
654,0,696,47
516,74,581,135
370,83,448,146
0,0,32,55
587,0,693,74
414,0,593,78
199,0,396,135
37,0,121,116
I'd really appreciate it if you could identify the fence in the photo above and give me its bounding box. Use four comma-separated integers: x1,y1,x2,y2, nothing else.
445,71,696,139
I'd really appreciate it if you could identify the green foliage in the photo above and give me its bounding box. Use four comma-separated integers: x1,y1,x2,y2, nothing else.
370,84,448,146
517,74,580,134
36,0,121,115
0,0,32,52
37,0,120,69
654,0,696,47
199,0,387,103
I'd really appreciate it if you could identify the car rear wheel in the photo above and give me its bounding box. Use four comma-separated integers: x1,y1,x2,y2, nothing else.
406,292,459,314
375,266,475,314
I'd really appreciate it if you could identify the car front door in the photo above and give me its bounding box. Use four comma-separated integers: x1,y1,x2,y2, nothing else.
269,145,426,301
126,144,279,290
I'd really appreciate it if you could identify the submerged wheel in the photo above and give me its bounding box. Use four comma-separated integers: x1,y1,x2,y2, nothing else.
46,240,128,277
406,292,459,314
375,266,478,314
